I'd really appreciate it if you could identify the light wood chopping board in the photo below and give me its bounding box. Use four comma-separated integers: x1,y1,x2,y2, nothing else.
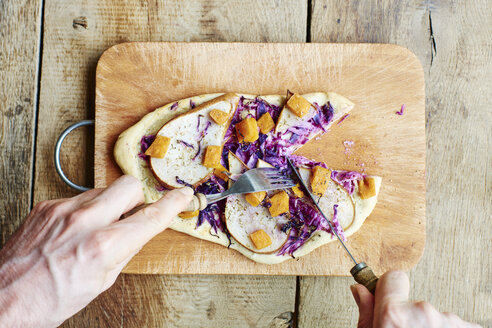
95,42,425,275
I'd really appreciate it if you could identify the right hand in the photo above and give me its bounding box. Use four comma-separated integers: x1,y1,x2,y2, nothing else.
350,270,481,328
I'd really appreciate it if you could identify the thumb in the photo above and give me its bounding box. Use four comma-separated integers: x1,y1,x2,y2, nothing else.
351,284,375,328
137,187,195,229
373,270,409,325
103,187,194,264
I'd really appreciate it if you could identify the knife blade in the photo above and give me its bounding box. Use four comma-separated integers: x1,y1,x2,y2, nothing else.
287,158,379,294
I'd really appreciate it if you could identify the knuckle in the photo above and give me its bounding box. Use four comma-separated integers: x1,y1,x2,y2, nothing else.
45,201,72,219
140,206,163,225
380,302,401,324
33,200,52,213
87,230,113,255
66,208,89,225
415,301,434,316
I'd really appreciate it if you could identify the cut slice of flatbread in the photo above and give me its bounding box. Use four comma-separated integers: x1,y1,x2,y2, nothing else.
276,92,354,134
225,156,290,254
150,93,239,188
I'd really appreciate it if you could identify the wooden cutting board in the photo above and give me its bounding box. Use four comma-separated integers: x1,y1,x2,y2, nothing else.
95,42,425,275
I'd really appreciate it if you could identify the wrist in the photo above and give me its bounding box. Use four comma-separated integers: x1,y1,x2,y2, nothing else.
0,251,57,328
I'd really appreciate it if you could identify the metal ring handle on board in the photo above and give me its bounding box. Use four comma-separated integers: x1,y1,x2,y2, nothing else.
54,120,94,192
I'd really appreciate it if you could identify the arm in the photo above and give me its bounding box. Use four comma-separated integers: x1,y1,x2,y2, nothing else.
351,270,482,328
0,175,193,328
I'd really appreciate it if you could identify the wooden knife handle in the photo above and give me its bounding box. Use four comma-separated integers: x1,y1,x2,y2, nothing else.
350,262,379,295
182,193,208,212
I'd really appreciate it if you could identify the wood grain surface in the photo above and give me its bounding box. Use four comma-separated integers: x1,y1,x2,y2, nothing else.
298,1,492,327
0,0,41,244
0,0,489,326
94,42,426,276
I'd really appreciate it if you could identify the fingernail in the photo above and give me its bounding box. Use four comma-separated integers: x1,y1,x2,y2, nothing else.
178,186,194,196
350,285,360,306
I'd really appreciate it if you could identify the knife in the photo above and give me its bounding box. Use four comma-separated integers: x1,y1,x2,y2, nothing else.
287,158,379,295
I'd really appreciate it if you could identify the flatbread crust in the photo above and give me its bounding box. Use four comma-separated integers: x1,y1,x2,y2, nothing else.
114,92,380,264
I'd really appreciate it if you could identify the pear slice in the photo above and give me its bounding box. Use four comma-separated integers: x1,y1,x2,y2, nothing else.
150,93,239,188
225,153,290,254
275,92,354,135
298,167,355,230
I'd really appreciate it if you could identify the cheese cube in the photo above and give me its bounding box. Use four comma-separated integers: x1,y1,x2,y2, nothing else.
209,109,229,125
235,117,259,143
268,191,289,217
310,166,331,195
214,165,229,182
245,191,267,207
291,185,305,198
202,145,222,168
286,93,312,118
178,210,199,219
257,112,275,134
358,177,376,199
144,135,171,159
249,229,272,250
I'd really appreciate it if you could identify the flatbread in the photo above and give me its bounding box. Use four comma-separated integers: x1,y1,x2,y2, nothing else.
114,92,381,264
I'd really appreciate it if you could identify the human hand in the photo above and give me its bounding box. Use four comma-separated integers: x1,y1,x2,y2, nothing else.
350,270,481,328
0,175,194,328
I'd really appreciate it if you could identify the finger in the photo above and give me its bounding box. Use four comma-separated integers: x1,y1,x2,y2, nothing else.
71,188,104,205
97,187,194,265
351,284,374,328
74,175,145,227
373,270,409,325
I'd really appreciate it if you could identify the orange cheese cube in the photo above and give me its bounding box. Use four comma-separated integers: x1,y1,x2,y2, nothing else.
235,117,259,143
257,112,275,134
145,135,171,159
245,191,267,207
209,109,229,125
178,210,199,219
214,165,229,181
310,166,331,195
249,229,272,250
286,93,312,118
291,185,305,198
268,191,289,217
202,145,222,168
358,177,376,199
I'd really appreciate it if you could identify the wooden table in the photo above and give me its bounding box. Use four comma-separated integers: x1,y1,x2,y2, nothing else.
1,1,490,326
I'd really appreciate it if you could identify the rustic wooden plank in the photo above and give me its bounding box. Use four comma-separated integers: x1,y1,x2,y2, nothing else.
299,0,492,326
65,275,295,328
0,0,42,245
35,1,306,326
94,42,425,276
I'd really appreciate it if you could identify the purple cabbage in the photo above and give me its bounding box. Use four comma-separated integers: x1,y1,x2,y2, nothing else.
396,104,405,115
170,102,178,111
337,113,350,125
192,142,201,161
195,176,228,233
175,176,193,188
177,139,194,149
289,154,328,169
138,134,156,162
278,198,346,256
156,185,168,192
331,170,364,195
190,99,196,109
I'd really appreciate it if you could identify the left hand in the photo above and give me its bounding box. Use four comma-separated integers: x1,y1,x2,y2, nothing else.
0,175,194,328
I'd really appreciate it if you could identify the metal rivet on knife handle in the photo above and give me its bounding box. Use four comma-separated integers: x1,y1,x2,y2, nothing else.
350,262,379,295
